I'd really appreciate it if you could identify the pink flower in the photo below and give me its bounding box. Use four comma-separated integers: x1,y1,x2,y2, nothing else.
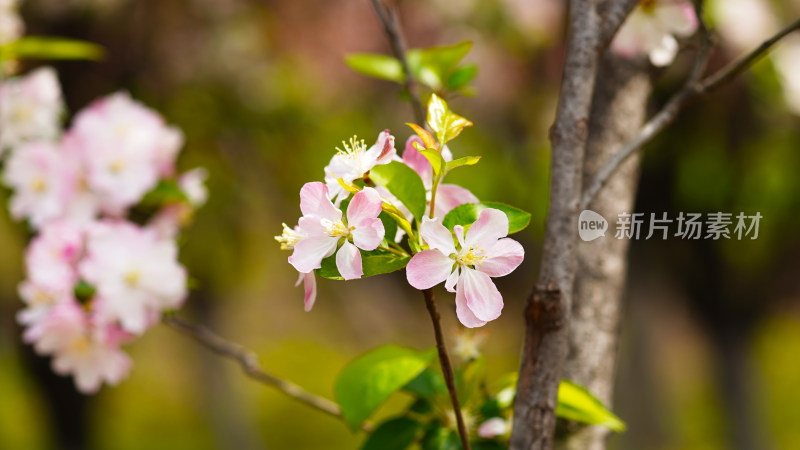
275,222,318,311
0,67,63,152
477,417,509,438
323,130,396,204
288,182,385,280
24,300,132,394
406,209,524,328
3,141,74,228
67,92,184,215
402,136,479,218
17,220,85,324
79,221,187,334
611,0,698,67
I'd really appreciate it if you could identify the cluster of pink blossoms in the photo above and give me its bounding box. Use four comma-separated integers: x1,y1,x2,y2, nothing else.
1,68,206,393
277,95,525,328
611,0,698,66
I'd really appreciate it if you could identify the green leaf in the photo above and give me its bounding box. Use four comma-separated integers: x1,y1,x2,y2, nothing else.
379,211,398,244
138,179,190,209
361,417,421,450
369,161,427,222
442,202,531,235
335,345,436,430
345,53,404,82
73,280,96,304
421,426,461,450
414,41,473,90
1,36,104,61
403,368,447,399
556,380,627,432
456,356,486,406
317,248,410,280
417,147,446,178
444,156,481,174
426,94,473,146
447,64,478,89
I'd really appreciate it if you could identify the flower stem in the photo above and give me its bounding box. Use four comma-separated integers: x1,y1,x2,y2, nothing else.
421,288,471,449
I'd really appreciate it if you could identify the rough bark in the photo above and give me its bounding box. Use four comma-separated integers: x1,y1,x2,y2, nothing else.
559,54,651,450
510,1,605,448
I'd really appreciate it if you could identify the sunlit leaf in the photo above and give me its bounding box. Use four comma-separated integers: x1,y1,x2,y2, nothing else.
426,94,473,146
406,123,437,150
369,161,427,222
335,345,436,430
417,147,446,178
1,36,104,61
361,416,421,450
442,202,531,235
345,53,404,82
444,156,481,174
556,380,627,432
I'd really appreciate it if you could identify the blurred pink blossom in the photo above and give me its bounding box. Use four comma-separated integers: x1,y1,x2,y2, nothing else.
0,67,63,152
611,0,698,67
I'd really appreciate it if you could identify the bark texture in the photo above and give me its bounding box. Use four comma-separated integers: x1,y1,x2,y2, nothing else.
559,54,651,450
510,1,605,448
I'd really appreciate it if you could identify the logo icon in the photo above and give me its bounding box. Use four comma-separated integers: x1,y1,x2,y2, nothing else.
579,209,607,241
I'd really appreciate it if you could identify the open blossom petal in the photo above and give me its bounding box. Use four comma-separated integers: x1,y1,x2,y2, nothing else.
434,184,479,217
0,67,63,152
420,217,457,256
461,269,503,322
477,418,509,438
455,276,488,328
611,0,697,67
295,271,317,312
364,129,396,165
347,187,383,224
656,2,698,37
406,249,453,290
465,208,509,248
299,182,341,221
336,241,363,280
352,218,384,251
289,235,338,273
479,238,525,277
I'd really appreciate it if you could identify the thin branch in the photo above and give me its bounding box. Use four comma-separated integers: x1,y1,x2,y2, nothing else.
421,288,471,450
370,0,426,125
163,314,345,421
581,16,800,210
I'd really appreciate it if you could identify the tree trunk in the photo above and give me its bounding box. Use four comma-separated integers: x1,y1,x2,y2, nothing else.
559,54,651,450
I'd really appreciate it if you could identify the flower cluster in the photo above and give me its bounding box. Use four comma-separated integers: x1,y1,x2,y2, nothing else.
277,95,526,328
1,68,205,393
611,0,698,67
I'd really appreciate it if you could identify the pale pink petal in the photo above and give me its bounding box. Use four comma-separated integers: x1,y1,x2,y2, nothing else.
649,34,679,67
299,182,341,221
347,187,383,224
465,208,509,248
402,136,433,188
420,217,456,256
479,238,525,277
336,241,363,280
478,418,508,438
352,217,384,251
295,271,317,311
461,269,503,322
434,184,479,217
367,130,396,165
289,235,338,273
454,225,466,248
445,266,459,293
406,250,453,290
657,2,698,37
455,275,488,328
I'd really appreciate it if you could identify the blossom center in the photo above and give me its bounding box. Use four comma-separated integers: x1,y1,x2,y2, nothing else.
456,246,486,268
275,223,304,250
322,218,352,238
124,270,141,287
30,177,48,193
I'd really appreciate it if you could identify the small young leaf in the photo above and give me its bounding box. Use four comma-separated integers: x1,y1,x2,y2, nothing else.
556,380,627,432
345,53,404,82
444,156,481,174
447,64,478,90
406,123,437,151
418,148,446,178
335,345,436,430
361,417,421,450
1,36,104,61
425,94,473,145
442,202,531,235
419,41,472,79
317,249,410,280
369,161,427,222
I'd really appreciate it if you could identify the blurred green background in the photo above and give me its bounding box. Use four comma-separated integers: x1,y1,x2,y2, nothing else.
1,0,799,449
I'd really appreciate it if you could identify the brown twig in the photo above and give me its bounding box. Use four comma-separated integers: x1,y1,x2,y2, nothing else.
422,288,471,450
581,16,800,210
162,314,344,421
370,0,426,125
